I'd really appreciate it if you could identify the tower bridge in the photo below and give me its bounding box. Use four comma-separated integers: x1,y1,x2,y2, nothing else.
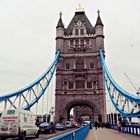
0,6,140,140
55,7,105,123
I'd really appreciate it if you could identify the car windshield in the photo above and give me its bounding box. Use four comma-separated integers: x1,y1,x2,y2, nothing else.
40,123,49,126
56,123,63,126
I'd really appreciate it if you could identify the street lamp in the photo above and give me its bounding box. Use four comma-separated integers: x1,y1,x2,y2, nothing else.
49,107,55,122
136,88,140,122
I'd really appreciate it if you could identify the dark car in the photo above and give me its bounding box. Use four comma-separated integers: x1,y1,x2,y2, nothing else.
55,123,66,130
39,122,55,134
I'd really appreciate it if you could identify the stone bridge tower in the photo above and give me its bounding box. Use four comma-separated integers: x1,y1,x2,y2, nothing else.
55,7,106,122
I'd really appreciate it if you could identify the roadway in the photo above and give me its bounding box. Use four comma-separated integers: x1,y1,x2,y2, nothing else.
6,127,140,140
6,128,74,140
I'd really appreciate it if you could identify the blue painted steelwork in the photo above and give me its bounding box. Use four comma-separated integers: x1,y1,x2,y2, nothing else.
48,125,89,140
100,48,140,118
0,50,60,110
75,125,89,140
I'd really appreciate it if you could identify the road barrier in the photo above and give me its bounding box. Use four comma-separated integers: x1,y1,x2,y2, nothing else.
48,125,89,140
110,124,140,136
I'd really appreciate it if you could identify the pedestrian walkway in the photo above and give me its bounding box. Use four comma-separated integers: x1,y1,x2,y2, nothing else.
85,128,140,140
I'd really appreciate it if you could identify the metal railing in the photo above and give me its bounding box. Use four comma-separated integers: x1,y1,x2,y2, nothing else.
48,125,89,140
110,124,140,136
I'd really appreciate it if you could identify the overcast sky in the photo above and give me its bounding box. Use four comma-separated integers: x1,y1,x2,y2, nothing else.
0,0,140,99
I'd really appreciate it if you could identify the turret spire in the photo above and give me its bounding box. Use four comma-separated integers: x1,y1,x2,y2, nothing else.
97,9,100,16
59,11,62,18
95,9,103,27
56,11,64,28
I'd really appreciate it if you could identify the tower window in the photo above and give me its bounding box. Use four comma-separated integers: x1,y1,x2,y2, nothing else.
75,29,79,35
80,39,84,45
90,62,96,69
75,39,79,46
76,59,84,69
86,39,89,45
87,82,92,89
76,80,85,89
68,82,73,89
93,81,98,89
63,81,68,90
66,63,70,69
70,40,73,46
80,29,84,35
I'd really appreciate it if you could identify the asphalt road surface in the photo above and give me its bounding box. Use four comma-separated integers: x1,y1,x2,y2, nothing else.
6,128,75,140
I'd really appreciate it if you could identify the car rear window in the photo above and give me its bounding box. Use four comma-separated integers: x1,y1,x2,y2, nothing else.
40,123,49,126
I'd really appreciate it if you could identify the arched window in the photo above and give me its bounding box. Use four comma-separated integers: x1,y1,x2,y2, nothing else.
68,82,73,89
80,39,84,45
75,39,79,46
76,59,84,69
75,29,79,35
93,81,98,89
66,63,70,69
76,80,85,89
86,39,89,45
80,29,84,35
70,40,73,46
87,82,92,89
90,62,96,69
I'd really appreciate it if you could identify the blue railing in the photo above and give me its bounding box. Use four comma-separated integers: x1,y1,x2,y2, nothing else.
110,124,140,136
48,125,89,140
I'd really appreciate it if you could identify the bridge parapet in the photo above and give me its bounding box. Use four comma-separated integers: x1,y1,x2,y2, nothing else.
110,124,140,136
48,125,89,140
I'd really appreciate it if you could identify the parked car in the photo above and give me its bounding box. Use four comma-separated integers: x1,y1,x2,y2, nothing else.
76,123,82,128
39,122,55,134
72,121,78,127
55,123,66,130
65,121,72,128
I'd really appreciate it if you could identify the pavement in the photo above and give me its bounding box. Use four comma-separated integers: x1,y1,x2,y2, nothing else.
85,128,140,140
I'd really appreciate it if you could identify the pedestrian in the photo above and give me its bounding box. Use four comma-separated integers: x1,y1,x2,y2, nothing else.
117,122,121,133
121,120,125,132
100,122,104,128
97,121,100,128
94,121,98,130
89,121,92,129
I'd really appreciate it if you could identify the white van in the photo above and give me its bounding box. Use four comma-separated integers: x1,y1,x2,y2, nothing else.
0,109,39,140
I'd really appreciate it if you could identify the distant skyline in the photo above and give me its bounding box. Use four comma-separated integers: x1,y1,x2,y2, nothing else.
0,0,140,113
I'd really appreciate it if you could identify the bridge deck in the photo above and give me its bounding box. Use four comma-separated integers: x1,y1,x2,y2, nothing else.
85,128,140,140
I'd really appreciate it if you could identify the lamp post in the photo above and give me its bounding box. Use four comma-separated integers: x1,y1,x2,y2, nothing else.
49,107,55,123
136,88,140,122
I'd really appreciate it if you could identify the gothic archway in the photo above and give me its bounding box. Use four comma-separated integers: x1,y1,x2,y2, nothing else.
64,99,97,121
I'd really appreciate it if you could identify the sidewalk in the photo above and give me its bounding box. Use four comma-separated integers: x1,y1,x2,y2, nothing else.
85,128,140,140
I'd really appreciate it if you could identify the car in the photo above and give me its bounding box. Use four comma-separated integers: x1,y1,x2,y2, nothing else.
65,121,72,128
72,122,78,127
76,123,82,128
55,123,66,130
82,123,87,126
39,122,55,134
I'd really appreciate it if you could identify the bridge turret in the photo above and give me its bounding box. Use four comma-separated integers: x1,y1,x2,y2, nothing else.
95,10,104,51
56,12,64,52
